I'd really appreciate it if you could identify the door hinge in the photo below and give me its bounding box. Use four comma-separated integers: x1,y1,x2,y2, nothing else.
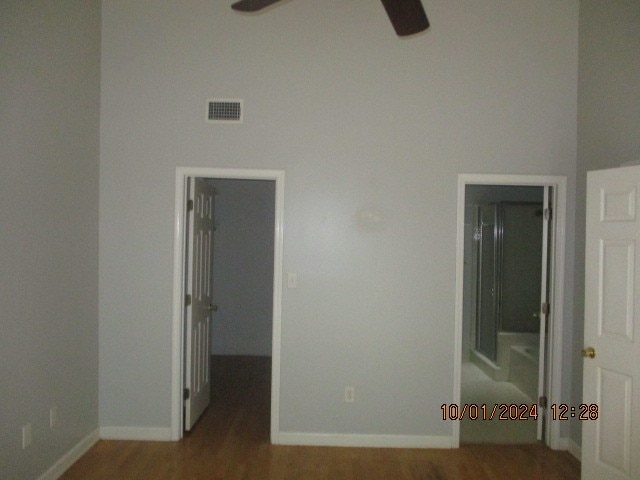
544,208,552,221
184,388,190,400
539,395,547,408
187,199,194,212
541,302,550,315
185,294,192,306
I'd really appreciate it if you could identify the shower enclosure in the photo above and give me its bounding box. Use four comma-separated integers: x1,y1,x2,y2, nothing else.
472,202,543,367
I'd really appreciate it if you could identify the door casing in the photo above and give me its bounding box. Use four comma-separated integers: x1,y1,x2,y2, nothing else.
171,167,285,441
453,173,567,449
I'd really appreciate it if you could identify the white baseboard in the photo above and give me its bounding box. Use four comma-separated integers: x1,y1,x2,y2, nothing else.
275,432,453,449
38,428,99,480
567,438,581,461
99,426,173,441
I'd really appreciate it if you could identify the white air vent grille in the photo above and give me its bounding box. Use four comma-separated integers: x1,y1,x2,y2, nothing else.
207,99,243,123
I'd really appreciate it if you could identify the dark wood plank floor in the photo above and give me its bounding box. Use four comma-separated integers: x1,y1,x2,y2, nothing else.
61,356,580,479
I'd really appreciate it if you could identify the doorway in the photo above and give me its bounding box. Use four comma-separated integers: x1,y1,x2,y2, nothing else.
453,174,567,449
171,167,285,441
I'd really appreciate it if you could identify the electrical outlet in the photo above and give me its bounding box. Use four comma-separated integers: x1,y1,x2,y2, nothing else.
345,386,355,403
50,406,57,429
22,423,32,449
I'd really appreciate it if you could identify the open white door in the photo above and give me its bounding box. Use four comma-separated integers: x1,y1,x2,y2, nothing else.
536,187,551,440
184,177,216,431
582,166,640,479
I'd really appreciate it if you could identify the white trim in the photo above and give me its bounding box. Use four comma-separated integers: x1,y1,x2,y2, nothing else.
276,432,453,449
172,167,284,441
453,173,567,449
547,180,567,450
566,438,582,461
99,426,172,441
37,428,99,480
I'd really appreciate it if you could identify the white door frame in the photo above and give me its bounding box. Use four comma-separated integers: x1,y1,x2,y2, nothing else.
453,173,567,449
171,167,285,441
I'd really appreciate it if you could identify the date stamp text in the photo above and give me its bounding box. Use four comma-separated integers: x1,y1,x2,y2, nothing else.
441,403,599,421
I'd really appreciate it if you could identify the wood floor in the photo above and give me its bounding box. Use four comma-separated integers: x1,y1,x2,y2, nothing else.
62,356,580,480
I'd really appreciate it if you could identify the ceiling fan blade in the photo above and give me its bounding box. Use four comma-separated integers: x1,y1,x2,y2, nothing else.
380,0,430,37
231,0,284,12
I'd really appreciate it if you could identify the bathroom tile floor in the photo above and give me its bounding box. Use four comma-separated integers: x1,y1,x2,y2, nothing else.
460,362,538,444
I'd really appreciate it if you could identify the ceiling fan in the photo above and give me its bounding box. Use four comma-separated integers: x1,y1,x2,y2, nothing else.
231,0,430,37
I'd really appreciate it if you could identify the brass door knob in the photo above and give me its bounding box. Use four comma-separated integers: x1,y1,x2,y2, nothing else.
581,347,596,359
208,304,218,312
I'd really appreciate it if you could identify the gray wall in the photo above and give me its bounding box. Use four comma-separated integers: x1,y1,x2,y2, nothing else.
99,0,578,439
209,179,275,356
0,1,101,478
7,0,638,462
572,0,640,446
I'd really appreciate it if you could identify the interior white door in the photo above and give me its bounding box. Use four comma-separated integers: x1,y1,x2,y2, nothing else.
184,177,216,431
537,187,551,441
582,166,640,479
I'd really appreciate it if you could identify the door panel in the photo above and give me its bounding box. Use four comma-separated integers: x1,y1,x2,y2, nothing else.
599,240,634,341
184,177,215,431
582,167,640,479
597,367,632,473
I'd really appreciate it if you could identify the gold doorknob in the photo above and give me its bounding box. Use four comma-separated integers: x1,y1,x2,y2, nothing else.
208,304,218,312
581,347,596,359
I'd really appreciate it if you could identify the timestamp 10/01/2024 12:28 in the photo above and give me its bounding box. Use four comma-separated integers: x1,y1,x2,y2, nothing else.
441,403,599,421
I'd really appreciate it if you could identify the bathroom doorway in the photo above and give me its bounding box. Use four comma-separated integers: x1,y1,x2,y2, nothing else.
171,167,285,441
464,186,545,444
453,174,567,449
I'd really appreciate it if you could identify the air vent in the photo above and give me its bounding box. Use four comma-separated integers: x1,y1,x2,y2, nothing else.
207,99,243,124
